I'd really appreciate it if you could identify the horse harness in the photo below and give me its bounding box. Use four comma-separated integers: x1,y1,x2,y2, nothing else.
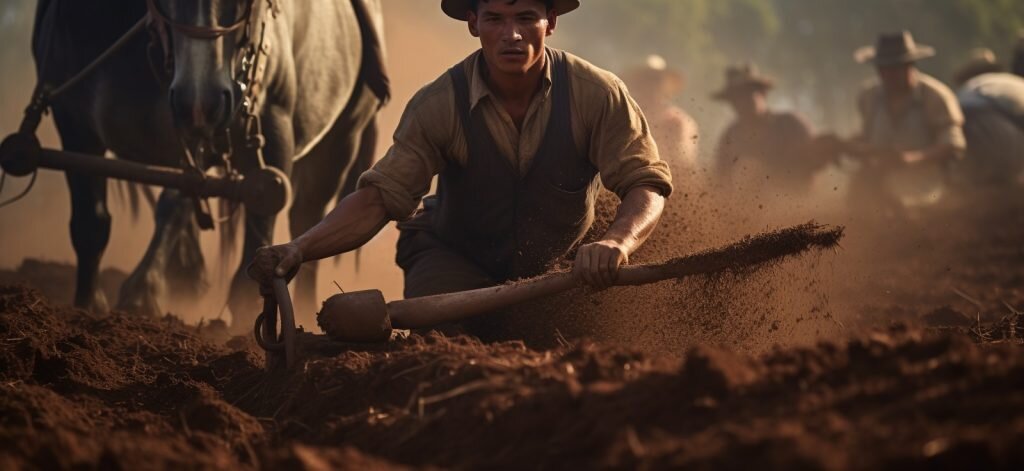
144,0,279,228
13,1,284,228
146,0,279,167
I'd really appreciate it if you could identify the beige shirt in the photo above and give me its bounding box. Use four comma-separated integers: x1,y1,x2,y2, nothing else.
358,48,673,220
857,72,966,154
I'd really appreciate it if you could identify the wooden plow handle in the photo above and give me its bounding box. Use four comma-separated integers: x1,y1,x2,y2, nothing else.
387,223,843,329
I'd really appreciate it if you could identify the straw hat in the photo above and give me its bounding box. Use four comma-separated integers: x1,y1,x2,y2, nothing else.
623,55,685,96
953,48,1003,86
711,63,774,100
441,0,580,21
855,31,935,66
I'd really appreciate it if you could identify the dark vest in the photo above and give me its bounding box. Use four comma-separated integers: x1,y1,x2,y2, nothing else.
432,49,599,282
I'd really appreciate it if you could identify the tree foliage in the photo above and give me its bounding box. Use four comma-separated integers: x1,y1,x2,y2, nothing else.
559,0,1024,133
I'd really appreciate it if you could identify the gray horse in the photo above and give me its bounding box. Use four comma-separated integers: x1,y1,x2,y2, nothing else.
32,0,386,329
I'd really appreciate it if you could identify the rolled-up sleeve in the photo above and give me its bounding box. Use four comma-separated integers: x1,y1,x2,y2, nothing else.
357,84,451,220
924,85,967,155
585,78,673,199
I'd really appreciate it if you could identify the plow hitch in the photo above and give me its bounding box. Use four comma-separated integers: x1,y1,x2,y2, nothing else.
0,131,290,217
254,277,299,371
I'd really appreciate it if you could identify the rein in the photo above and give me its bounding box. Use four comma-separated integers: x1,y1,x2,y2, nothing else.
145,0,252,40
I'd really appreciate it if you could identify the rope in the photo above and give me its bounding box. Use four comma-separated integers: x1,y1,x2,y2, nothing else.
48,17,149,101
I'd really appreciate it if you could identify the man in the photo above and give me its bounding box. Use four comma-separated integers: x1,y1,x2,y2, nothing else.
247,0,672,336
712,63,826,195
954,54,1024,186
622,55,699,177
844,31,966,213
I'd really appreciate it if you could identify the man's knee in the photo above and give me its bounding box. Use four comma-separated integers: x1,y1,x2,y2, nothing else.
397,229,495,299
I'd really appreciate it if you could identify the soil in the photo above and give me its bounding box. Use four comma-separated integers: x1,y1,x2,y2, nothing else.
2,188,1024,470
2,283,1024,470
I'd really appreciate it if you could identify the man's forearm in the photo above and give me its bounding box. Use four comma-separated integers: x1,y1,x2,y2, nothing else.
602,185,666,256
293,186,391,262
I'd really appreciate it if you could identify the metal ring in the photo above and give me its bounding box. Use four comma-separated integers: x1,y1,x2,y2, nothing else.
253,312,284,352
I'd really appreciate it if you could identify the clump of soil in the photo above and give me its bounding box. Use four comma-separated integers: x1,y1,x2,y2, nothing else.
2,284,1023,469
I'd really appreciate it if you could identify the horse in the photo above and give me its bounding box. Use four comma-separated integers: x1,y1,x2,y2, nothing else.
31,0,387,329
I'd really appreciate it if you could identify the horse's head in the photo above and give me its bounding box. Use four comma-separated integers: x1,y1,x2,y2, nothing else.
148,0,268,140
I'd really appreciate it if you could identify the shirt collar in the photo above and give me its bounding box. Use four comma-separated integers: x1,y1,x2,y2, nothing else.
466,48,554,110
878,74,925,104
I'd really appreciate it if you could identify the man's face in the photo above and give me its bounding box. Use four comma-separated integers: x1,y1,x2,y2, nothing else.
728,88,767,118
468,0,556,77
877,63,916,94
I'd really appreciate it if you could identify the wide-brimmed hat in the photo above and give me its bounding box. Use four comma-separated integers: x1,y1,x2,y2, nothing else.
953,48,1004,86
711,63,774,100
622,55,685,96
855,31,935,66
441,0,580,21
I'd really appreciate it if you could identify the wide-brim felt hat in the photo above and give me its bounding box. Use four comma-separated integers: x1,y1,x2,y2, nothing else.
855,31,935,66
711,63,774,100
623,55,685,95
442,0,580,21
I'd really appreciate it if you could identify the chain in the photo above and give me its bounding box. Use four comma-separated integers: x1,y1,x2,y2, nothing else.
235,1,274,171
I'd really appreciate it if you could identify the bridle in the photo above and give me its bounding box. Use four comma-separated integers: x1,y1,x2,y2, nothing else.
145,0,259,75
146,0,252,40
145,0,278,228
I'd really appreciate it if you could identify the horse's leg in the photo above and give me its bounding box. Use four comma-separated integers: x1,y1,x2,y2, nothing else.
51,109,111,312
163,206,206,300
227,115,296,333
288,83,380,323
116,189,202,316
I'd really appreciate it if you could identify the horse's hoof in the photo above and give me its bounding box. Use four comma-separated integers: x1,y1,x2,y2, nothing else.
116,294,161,317
77,291,110,315
116,281,162,317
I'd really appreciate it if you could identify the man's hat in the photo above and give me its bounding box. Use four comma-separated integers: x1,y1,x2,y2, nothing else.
441,0,580,21
623,55,685,96
711,63,774,100
855,31,935,67
953,48,1004,86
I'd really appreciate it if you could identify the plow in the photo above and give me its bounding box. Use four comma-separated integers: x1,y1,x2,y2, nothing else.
255,222,844,371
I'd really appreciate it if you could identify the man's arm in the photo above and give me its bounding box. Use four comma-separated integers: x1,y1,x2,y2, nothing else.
247,187,390,284
295,187,390,261
247,74,457,285
574,185,665,289
904,81,967,164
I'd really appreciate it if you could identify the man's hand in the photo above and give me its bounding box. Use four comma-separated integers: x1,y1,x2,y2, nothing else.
574,239,629,290
246,242,303,287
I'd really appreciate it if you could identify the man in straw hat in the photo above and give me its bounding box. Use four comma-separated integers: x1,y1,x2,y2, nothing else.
954,50,1024,186
712,63,828,194
248,0,672,337
622,55,699,174
840,31,965,213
